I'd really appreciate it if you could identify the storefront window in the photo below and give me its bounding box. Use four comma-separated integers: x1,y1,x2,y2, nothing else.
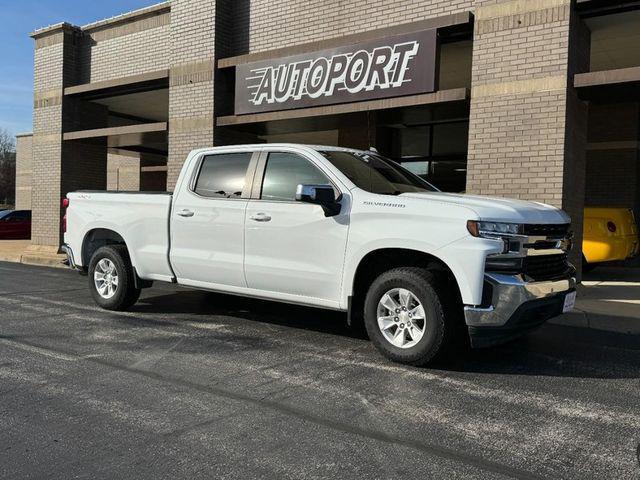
384,120,469,193
401,161,429,178
432,122,468,156
396,126,430,157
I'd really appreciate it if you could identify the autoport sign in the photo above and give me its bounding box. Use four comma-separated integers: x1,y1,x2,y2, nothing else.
234,30,437,115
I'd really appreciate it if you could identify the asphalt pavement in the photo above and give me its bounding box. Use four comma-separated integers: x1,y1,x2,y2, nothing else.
1,261,639,479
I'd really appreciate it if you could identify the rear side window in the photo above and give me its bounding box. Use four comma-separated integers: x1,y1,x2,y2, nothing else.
261,152,331,201
194,153,253,198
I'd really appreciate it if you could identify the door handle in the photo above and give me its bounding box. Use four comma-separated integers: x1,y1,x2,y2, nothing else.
177,209,195,217
250,212,271,222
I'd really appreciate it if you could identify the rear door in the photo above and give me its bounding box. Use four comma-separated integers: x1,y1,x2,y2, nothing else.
170,149,259,288
243,150,350,305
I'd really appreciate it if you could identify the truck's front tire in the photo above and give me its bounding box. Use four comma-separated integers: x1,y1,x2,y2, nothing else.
364,267,457,366
88,245,141,311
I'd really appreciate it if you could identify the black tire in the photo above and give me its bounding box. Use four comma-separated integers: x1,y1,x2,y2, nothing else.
364,267,459,366
88,245,141,311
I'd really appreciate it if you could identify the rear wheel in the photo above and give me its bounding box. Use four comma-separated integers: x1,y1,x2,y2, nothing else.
88,245,140,311
364,267,458,366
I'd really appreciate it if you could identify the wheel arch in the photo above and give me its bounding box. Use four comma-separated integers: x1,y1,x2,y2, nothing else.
81,228,133,268
347,248,463,325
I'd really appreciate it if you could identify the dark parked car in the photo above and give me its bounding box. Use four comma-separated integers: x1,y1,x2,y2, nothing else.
0,210,32,239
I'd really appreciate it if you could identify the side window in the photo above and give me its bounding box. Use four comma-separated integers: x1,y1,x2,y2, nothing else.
261,152,332,201
194,152,253,198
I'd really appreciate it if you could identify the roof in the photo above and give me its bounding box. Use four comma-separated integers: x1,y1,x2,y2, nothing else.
31,1,170,37
188,144,369,156
81,1,170,32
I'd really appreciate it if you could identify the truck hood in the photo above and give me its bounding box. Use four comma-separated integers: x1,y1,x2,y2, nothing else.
399,192,570,224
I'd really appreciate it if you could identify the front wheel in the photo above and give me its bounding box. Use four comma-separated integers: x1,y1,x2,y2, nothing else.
88,245,141,311
364,267,458,366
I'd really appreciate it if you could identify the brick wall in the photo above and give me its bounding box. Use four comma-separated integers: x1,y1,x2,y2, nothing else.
15,134,33,210
79,8,171,84
107,153,141,191
467,0,574,204
30,25,77,247
241,0,474,55
466,0,590,271
166,0,216,189
31,24,111,248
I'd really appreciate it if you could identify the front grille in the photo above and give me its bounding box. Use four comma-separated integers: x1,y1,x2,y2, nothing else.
523,223,570,237
524,253,571,281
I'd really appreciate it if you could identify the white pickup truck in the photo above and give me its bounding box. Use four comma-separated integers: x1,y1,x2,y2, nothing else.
63,144,576,365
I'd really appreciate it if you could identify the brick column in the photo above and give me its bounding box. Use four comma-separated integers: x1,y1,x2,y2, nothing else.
15,134,33,210
30,24,109,250
166,0,217,190
466,0,590,272
30,24,79,249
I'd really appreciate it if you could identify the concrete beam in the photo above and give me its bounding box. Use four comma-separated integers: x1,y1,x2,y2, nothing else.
63,122,167,141
64,70,169,98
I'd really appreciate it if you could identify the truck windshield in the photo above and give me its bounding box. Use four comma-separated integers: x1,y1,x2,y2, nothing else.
319,150,438,195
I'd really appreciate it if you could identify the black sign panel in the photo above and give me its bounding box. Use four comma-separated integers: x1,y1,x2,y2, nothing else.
234,30,437,115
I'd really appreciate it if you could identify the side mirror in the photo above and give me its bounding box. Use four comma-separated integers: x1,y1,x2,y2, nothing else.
295,184,341,217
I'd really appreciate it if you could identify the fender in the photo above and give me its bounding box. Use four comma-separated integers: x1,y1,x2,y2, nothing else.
340,234,502,309
80,223,139,270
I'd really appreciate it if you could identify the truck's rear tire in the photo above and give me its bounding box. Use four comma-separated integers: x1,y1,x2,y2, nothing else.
88,245,141,311
364,267,457,366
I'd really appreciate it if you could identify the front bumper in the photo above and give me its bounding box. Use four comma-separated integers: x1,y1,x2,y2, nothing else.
464,273,576,348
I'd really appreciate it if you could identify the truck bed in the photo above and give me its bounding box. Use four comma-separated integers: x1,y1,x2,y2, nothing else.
65,191,175,282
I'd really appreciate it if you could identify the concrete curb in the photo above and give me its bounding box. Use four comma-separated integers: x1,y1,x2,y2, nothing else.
0,253,68,269
0,253,23,263
21,254,68,269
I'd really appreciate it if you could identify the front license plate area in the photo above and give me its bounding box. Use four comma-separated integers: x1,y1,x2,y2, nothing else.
562,291,577,313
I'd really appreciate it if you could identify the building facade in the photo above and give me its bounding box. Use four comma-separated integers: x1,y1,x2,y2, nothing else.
16,0,640,270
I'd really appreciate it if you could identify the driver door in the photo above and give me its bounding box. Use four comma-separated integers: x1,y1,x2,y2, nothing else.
243,151,350,306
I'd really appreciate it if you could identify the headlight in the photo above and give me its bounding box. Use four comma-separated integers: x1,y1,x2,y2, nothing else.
467,220,523,238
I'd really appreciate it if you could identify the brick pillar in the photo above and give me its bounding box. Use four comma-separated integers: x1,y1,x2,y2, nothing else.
15,134,33,210
107,153,141,191
30,24,109,249
466,0,590,273
30,24,80,249
166,0,217,190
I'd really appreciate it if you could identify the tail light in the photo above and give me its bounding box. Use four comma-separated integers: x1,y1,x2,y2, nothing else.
62,198,69,233
607,221,616,233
